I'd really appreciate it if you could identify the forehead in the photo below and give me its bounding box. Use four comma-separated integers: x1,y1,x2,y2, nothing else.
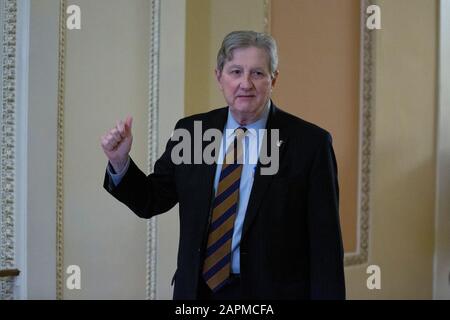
224,46,270,69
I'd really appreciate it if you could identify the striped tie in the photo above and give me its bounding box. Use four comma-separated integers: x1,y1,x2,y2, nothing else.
202,127,247,292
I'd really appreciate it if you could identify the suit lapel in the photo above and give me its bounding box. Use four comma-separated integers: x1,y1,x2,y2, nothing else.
242,103,288,238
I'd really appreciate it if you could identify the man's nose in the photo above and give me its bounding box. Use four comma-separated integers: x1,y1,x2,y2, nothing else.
239,74,253,90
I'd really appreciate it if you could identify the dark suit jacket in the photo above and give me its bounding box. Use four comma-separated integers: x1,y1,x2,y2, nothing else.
104,103,345,300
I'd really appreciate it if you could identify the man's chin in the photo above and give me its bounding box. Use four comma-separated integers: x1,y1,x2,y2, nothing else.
232,99,259,109
232,104,257,114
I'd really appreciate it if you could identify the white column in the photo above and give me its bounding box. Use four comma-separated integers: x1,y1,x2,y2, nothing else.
434,0,450,300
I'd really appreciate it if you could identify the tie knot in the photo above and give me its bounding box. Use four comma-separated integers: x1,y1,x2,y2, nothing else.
235,127,247,140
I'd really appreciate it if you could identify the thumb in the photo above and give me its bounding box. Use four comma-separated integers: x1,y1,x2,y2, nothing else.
125,116,133,136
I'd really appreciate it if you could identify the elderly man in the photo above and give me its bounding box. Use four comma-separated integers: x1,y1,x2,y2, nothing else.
101,30,345,300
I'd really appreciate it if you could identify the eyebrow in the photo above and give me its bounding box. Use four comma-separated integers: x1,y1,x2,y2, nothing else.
226,65,243,69
226,65,266,71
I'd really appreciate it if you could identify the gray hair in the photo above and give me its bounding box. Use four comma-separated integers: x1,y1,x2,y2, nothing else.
217,30,278,78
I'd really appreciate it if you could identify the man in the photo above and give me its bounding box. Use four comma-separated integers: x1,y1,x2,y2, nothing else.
101,31,345,299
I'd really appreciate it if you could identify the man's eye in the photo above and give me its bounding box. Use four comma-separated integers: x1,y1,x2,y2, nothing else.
231,70,241,75
252,71,264,77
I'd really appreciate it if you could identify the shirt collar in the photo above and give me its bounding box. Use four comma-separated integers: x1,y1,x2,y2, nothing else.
225,100,271,139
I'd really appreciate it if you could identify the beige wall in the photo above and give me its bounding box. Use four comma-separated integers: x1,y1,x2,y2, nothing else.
271,0,360,253
185,0,266,116
156,0,186,300
28,0,186,300
185,0,210,116
345,0,437,299
28,0,59,299
64,0,149,299
434,0,450,299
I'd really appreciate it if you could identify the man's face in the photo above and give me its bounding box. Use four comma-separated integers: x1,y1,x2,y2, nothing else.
216,46,277,122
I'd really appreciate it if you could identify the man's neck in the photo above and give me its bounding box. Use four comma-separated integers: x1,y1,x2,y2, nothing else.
230,100,271,126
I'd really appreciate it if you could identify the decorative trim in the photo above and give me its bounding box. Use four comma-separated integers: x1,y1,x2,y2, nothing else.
263,0,271,34
146,0,160,300
14,0,30,300
344,0,375,266
0,0,17,300
56,0,66,299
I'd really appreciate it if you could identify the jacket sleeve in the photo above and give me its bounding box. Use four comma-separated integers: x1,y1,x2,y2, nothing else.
307,132,346,299
103,123,180,219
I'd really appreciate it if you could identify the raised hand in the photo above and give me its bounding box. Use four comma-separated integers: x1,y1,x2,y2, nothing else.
101,116,133,173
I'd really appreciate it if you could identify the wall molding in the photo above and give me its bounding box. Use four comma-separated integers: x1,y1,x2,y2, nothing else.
344,0,375,266
14,0,30,299
147,0,160,300
56,0,66,300
0,0,18,300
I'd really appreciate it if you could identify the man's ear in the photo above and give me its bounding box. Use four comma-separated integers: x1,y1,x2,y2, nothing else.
271,70,279,88
215,69,223,90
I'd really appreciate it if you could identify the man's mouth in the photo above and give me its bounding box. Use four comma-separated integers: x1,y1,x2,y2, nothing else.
236,95,256,98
